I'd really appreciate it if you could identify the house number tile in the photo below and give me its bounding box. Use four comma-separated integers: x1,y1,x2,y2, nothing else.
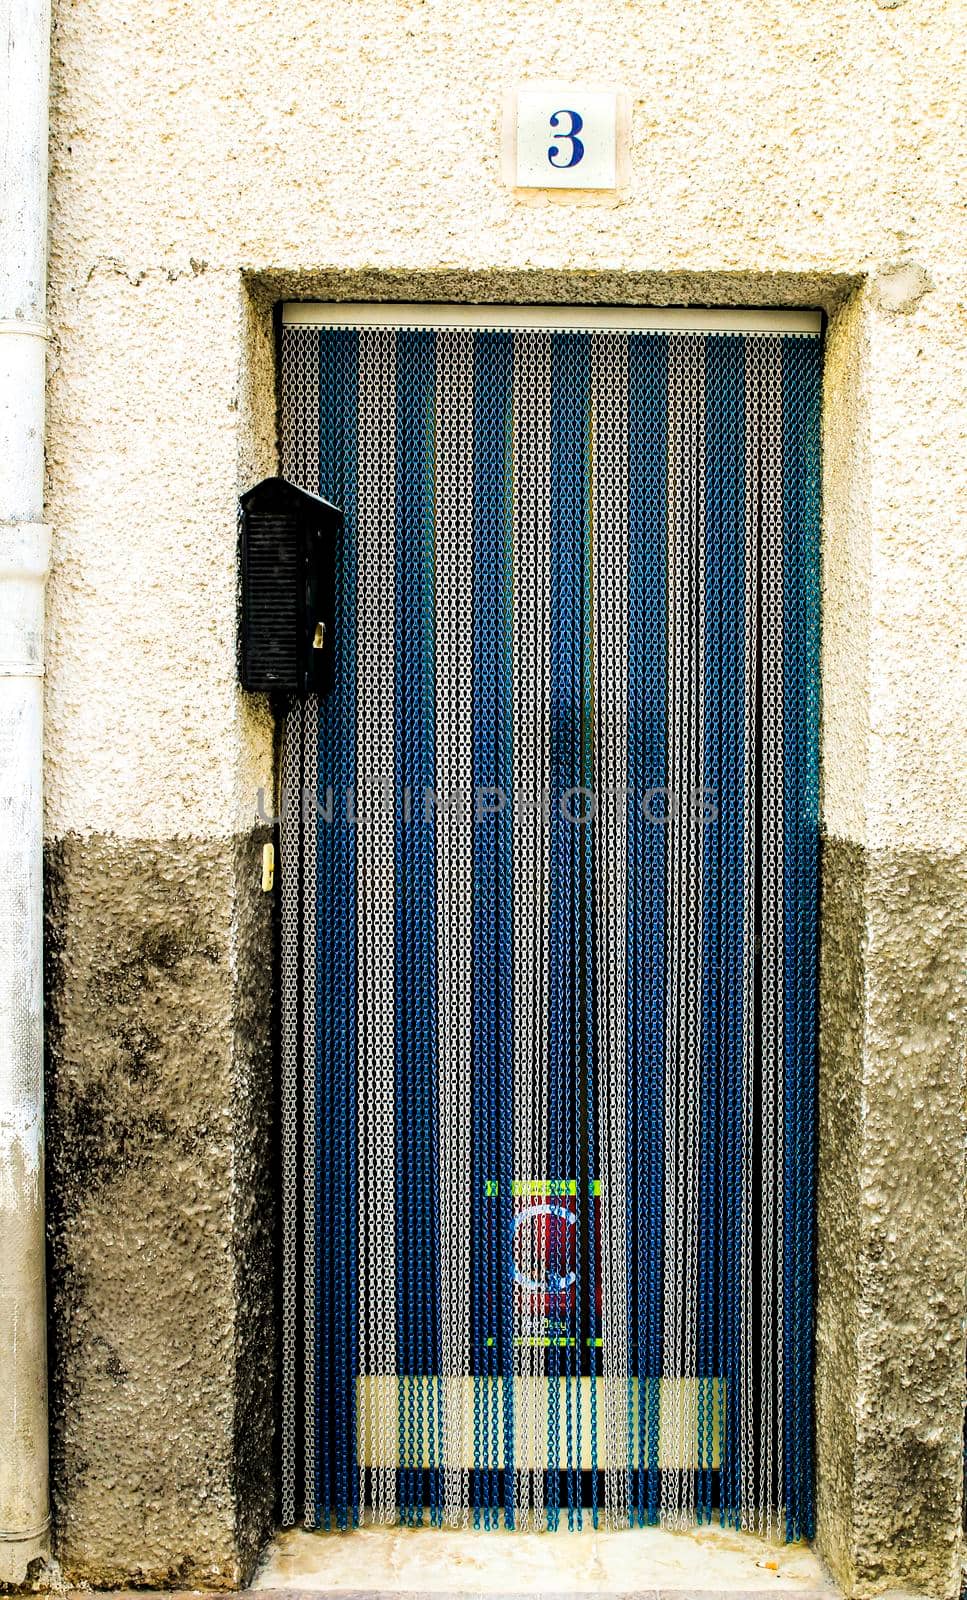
514,84,619,190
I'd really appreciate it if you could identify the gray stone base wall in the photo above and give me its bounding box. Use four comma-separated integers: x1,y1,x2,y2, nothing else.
44,830,274,1588
40,824,967,1594
817,835,967,1598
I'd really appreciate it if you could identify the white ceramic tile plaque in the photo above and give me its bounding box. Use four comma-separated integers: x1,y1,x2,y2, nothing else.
515,85,618,189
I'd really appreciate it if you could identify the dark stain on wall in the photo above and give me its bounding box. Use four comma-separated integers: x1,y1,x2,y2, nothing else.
816,831,866,1584
44,829,274,1588
816,835,967,1597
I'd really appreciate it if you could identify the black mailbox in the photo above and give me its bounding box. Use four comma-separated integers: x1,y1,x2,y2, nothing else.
238,476,341,697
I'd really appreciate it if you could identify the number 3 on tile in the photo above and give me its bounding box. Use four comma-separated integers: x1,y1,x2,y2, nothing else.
548,109,584,169
514,87,619,190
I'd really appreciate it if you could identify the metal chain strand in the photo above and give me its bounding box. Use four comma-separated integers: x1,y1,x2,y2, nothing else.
762,335,785,1539
533,329,553,1531
591,331,631,1530
301,691,319,1526
435,329,474,1528
662,336,682,1528
278,698,303,1526
511,329,549,1529
740,334,759,1528
662,334,703,1529
357,329,398,1524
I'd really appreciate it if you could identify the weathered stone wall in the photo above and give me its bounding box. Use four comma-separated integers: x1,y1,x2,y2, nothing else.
42,0,966,1590
44,831,274,1587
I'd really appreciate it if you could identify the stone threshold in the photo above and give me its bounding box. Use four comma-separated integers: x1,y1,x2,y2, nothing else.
248,1525,836,1598
69,1592,839,1600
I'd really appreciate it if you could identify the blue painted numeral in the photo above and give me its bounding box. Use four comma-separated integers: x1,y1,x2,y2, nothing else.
548,109,584,168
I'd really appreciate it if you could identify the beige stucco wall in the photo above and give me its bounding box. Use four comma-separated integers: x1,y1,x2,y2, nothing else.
42,0,966,1593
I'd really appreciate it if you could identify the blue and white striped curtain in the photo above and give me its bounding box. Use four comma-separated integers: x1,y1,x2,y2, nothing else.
278,313,821,1541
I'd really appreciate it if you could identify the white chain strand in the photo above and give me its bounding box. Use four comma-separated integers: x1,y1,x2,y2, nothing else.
435,329,474,1526
693,338,707,1527
591,331,630,1529
663,338,684,1526
509,330,553,1525
355,329,375,1518
287,327,311,491
740,338,760,1528
683,335,705,1526
356,333,374,1518
434,328,454,1521
761,335,776,1538
454,332,475,1526
663,336,704,1526
753,337,773,1537
299,328,321,1525
761,336,785,1538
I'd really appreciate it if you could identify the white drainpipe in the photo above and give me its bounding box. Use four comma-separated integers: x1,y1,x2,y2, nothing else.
0,0,52,1581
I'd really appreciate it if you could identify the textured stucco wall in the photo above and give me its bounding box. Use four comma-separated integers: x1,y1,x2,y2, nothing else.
41,0,966,1591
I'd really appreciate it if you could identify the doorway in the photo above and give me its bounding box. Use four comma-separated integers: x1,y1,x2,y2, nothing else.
275,305,821,1540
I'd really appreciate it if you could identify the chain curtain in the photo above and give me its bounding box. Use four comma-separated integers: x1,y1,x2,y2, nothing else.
277,317,821,1541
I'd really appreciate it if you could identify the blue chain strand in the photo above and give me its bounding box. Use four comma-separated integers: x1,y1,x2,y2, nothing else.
563,332,590,1526
646,334,668,1527
782,333,800,1541
582,341,598,1529
431,330,444,1530
579,334,596,1529
344,326,361,1530
623,333,668,1526
781,335,796,1541
799,335,821,1544
699,337,722,1524
393,329,442,1527
494,335,516,1532
720,337,745,1529
564,329,577,1530
470,315,484,1530
472,333,505,1527
393,326,412,1524
317,331,335,1529
548,331,585,1525
624,329,643,1527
